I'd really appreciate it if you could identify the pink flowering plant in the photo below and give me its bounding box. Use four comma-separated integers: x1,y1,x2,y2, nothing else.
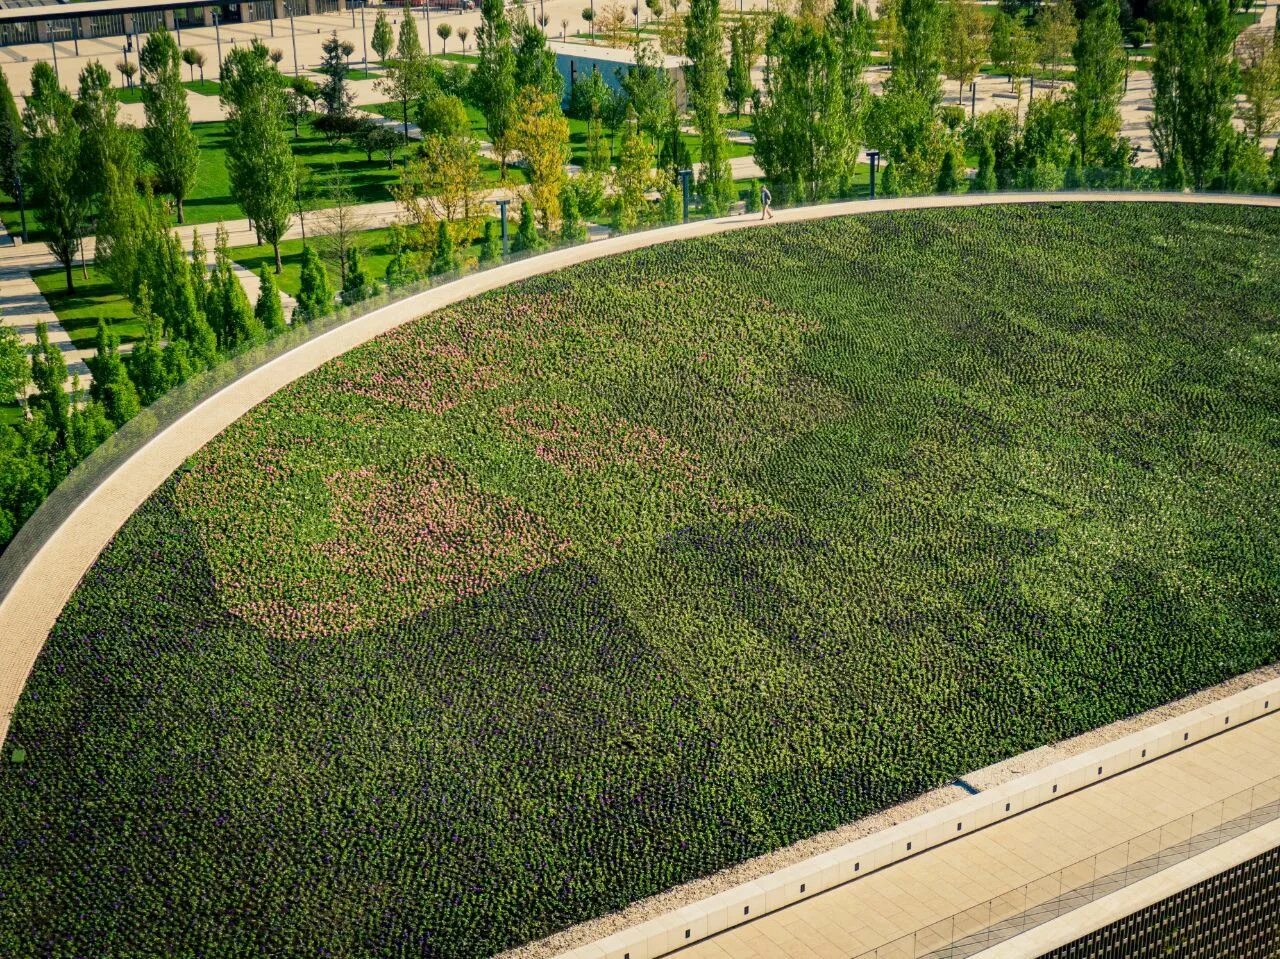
2,205,1280,957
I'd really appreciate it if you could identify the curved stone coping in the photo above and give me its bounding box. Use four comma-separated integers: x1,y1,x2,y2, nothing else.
555,678,1280,959
971,818,1280,959
2,192,1279,746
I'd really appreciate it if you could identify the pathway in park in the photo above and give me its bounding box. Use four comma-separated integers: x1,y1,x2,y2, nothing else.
0,221,95,393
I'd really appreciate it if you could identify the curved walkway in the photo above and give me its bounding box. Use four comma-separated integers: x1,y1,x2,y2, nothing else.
3,190,1280,746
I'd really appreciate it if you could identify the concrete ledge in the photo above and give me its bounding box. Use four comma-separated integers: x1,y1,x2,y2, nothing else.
554,680,1280,959
970,818,1280,959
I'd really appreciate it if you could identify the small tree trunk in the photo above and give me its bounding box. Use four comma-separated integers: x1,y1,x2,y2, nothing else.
274,240,283,274
64,257,75,292
177,197,186,224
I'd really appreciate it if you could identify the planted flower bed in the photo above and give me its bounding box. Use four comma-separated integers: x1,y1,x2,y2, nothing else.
2,203,1280,957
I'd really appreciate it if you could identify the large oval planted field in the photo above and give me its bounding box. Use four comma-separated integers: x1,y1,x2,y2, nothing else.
3,203,1280,957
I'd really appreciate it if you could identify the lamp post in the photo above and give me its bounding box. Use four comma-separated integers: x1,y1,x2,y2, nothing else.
867,150,879,200
496,198,511,254
969,81,976,119
213,9,223,80
50,36,59,81
360,3,368,69
72,20,80,57
289,3,300,76
677,168,692,223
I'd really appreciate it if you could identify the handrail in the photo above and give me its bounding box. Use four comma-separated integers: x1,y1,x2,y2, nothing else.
854,772,1280,959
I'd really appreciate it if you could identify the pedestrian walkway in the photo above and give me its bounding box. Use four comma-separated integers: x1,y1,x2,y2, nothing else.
670,710,1280,959
0,217,93,392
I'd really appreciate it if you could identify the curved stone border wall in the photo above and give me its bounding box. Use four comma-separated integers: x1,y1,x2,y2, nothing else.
555,678,1280,959
1,191,1279,805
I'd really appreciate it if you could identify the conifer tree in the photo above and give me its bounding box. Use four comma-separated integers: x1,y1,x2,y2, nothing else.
511,197,544,252
255,266,287,332
296,245,335,321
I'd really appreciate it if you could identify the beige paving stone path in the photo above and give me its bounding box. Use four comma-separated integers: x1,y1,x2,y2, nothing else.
675,710,1280,959
0,247,94,392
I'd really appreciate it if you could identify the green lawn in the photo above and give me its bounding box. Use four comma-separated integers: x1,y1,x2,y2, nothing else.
564,115,754,169
115,78,220,104
182,118,410,226
231,225,492,297
31,265,141,349
0,402,22,427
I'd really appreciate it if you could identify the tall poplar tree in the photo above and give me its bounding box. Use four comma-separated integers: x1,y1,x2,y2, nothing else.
685,0,733,211
755,1,871,199
0,70,27,239
22,64,91,291
378,7,431,140
74,61,133,208
1070,0,1127,167
222,42,296,272
471,0,518,176
139,28,200,223
1150,0,1235,189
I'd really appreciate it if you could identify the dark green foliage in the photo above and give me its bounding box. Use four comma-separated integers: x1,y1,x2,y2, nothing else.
973,144,998,192
935,149,961,193
567,68,615,121
1150,0,1235,190
3,205,1280,957
879,160,900,197
255,266,287,332
384,225,422,287
510,197,544,253
430,221,456,275
86,319,141,426
341,247,376,304
28,322,70,450
126,289,172,405
295,245,334,321
479,218,503,263
560,185,587,244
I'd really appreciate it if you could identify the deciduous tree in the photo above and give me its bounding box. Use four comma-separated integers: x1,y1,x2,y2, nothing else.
511,88,570,229
685,0,733,211
471,0,518,175
139,28,200,223
22,64,91,291
1150,0,1235,189
222,41,296,272
1070,0,1126,165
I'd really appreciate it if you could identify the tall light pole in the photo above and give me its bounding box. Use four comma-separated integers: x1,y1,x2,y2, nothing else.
867,150,879,200
289,3,300,76
213,9,223,80
360,3,368,68
496,199,511,255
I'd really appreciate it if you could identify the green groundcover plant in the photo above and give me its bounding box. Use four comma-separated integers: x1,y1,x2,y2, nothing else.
1,203,1279,957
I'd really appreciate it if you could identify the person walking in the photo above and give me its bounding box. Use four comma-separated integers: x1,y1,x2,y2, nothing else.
760,183,773,220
